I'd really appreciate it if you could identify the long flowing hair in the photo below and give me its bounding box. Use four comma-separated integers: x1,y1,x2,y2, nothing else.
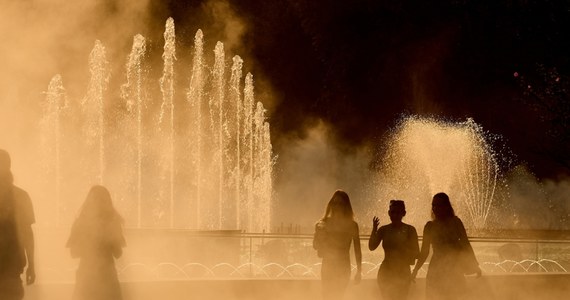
431,192,456,221
321,190,354,221
75,185,123,227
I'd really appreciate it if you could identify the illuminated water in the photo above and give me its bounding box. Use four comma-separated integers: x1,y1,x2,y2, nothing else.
38,18,273,232
375,116,503,229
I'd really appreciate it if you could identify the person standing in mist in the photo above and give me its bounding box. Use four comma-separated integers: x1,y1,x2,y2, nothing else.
67,185,126,300
411,192,481,300
313,190,362,300
0,150,36,300
369,200,419,300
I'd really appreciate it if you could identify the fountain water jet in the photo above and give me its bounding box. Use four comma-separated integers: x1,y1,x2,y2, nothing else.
39,75,66,227
376,116,502,229
38,18,273,232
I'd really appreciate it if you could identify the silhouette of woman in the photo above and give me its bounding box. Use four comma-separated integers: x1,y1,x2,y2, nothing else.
369,200,419,300
67,185,126,300
411,192,481,300
313,190,362,300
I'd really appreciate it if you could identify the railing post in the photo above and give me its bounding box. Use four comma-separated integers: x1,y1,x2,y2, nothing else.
249,236,253,277
535,239,539,272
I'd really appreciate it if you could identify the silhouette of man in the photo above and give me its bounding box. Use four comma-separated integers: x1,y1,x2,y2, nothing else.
0,150,35,300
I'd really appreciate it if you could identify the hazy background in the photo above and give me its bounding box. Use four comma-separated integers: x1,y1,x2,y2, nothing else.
1,0,569,232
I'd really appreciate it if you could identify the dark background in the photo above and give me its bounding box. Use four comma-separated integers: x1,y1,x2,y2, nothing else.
146,0,570,179
10,0,570,180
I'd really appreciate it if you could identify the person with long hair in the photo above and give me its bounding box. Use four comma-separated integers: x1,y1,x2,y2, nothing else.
67,185,126,300
369,200,419,300
313,190,362,300
0,150,35,300
411,192,481,300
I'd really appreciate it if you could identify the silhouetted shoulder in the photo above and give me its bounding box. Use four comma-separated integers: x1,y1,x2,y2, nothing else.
12,185,35,225
453,216,464,225
423,221,433,234
351,220,359,232
405,223,418,233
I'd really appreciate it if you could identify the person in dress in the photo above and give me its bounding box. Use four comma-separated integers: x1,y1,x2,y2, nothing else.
313,190,362,300
411,192,481,300
369,200,419,300
67,185,126,300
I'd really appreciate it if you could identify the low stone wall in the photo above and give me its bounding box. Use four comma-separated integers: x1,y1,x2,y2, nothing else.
24,274,570,300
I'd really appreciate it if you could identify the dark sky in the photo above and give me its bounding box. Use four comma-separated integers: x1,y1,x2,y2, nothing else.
90,0,570,179
161,0,570,179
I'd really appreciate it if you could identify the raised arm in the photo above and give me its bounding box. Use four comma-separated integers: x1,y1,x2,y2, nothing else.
368,216,381,251
411,222,431,279
353,222,362,283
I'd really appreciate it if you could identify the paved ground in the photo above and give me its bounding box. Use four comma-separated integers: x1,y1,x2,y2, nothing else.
23,274,570,300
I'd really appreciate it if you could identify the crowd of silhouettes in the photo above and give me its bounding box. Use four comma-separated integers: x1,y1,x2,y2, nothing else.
314,190,482,300
0,148,484,300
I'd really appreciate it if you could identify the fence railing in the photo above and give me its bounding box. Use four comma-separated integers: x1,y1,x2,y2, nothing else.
35,231,570,282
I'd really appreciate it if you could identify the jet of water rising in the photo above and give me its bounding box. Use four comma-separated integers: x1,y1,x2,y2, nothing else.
159,18,176,228
83,40,108,184
40,75,66,226
378,116,501,229
121,34,147,228
40,18,274,232
187,29,205,228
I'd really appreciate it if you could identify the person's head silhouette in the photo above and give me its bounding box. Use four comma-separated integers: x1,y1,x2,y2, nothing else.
323,190,354,220
78,185,120,222
431,192,455,220
0,149,10,170
0,149,13,184
388,199,406,223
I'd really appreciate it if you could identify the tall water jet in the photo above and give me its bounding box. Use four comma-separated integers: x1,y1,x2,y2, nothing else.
159,18,176,227
229,55,244,228
242,74,255,231
252,102,273,232
39,75,66,226
377,116,501,229
121,34,147,228
83,40,108,184
186,29,205,229
38,18,274,232
211,41,225,229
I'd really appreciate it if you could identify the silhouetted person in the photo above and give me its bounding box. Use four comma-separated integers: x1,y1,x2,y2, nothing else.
411,192,481,300
313,190,362,300
369,200,419,300
0,149,35,300
67,185,125,300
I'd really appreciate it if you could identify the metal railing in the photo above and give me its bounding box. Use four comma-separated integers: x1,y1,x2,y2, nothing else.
36,232,570,282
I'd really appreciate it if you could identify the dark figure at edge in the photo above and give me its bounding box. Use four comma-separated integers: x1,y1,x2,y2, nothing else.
411,192,481,300
369,200,419,300
0,149,36,300
313,190,362,300
67,185,126,300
